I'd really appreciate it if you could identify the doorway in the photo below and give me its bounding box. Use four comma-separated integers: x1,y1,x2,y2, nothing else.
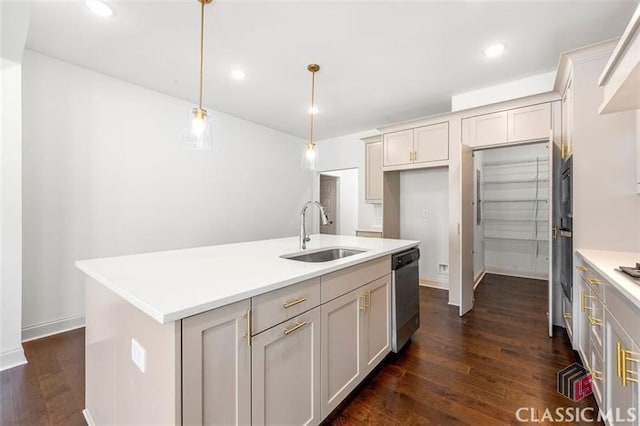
318,168,359,236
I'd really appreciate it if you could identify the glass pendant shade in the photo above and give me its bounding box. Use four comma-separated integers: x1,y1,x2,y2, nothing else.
302,141,318,170
182,107,212,151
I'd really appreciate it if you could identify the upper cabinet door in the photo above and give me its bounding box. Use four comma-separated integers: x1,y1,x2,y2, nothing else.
507,103,551,143
462,111,508,147
414,122,449,164
383,129,413,167
365,141,383,203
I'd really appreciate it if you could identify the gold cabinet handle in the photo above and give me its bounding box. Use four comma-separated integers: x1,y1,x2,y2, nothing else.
587,277,603,286
409,151,413,161
283,321,308,335
618,341,640,386
588,367,603,381
563,312,572,319
283,297,308,309
580,291,594,312
576,265,588,272
243,309,252,346
587,316,602,326
359,291,371,312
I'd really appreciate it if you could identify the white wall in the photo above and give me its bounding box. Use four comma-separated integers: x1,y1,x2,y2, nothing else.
0,1,30,371
321,169,358,236
573,54,640,253
21,50,312,340
399,168,449,287
0,59,27,370
316,130,381,230
452,71,556,112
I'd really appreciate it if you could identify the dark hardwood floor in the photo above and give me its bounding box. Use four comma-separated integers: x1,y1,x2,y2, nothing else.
0,273,598,425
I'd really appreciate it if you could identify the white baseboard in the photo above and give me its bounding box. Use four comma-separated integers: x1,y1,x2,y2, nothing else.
474,270,486,290
83,409,96,426
0,347,27,372
419,278,448,290
484,269,548,281
22,314,85,342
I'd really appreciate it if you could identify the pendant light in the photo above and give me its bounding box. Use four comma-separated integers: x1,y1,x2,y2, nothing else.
303,64,320,170
182,0,213,151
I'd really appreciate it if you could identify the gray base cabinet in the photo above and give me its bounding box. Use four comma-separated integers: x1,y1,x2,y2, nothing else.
182,257,393,425
252,307,321,426
182,299,252,425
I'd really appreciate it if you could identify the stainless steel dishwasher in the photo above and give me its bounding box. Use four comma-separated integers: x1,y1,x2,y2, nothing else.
391,247,420,353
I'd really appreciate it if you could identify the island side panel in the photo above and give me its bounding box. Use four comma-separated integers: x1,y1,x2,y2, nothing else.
85,277,181,425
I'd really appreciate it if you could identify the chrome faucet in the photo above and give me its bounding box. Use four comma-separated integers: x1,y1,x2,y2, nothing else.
300,201,330,249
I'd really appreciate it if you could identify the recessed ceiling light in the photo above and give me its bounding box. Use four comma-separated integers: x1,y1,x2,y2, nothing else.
230,69,247,80
483,43,505,58
308,106,319,115
85,0,113,17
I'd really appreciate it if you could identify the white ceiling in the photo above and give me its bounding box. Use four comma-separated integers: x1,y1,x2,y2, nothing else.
25,0,638,139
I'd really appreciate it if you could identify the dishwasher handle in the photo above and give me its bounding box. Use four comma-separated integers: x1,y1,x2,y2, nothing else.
392,248,420,270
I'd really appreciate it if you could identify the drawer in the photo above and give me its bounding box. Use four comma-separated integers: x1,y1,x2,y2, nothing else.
321,256,390,304
576,257,605,302
252,278,320,335
607,282,640,346
562,293,574,342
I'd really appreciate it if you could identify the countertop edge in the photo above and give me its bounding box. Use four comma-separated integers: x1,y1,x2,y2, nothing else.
576,248,640,310
77,239,419,324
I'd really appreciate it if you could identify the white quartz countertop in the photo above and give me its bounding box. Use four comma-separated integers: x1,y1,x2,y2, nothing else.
576,248,640,309
76,234,419,324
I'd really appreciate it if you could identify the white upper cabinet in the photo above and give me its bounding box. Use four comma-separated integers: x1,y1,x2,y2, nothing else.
462,103,551,148
383,122,449,170
507,103,551,142
383,129,414,167
363,136,383,203
462,110,508,147
414,122,449,165
598,3,640,114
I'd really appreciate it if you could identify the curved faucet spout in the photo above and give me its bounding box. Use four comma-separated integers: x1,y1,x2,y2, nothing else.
300,201,330,249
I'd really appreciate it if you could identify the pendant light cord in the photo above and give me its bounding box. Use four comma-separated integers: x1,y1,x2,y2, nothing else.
198,0,205,111
309,70,316,145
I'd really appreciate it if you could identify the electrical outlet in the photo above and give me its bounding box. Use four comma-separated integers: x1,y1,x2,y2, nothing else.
438,264,449,274
422,209,429,218
131,338,146,373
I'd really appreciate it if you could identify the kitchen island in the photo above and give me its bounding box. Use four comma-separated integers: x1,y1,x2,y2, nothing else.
76,234,419,425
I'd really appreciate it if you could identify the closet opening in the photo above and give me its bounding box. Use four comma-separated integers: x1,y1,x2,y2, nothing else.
473,142,551,291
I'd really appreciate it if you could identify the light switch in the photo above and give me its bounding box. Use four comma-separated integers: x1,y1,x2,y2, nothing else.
422,209,429,218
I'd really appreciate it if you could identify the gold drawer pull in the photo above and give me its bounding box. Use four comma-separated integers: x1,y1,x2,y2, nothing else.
576,265,588,272
563,312,572,319
617,341,640,386
588,368,603,381
283,321,308,336
587,277,603,286
580,291,594,312
243,309,252,346
283,296,308,309
588,316,602,326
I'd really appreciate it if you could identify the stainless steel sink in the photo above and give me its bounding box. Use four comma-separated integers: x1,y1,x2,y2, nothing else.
281,248,367,263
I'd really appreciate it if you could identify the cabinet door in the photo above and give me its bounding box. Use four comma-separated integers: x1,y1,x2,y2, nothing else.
606,316,639,424
414,122,449,164
461,111,508,147
252,307,321,426
361,275,391,376
365,141,383,203
562,293,574,344
383,129,413,167
507,103,551,143
320,287,363,418
182,299,251,426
